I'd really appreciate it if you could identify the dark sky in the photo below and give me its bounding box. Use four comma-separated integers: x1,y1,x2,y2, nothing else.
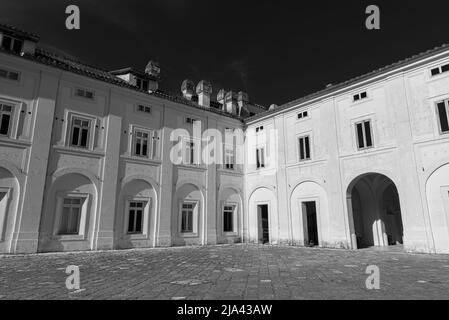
1,0,449,107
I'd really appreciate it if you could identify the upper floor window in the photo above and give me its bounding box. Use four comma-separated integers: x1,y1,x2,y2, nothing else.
256,147,265,169
136,78,149,91
70,117,91,148
0,68,20,81
298,135,311,161
185,117,199,125
137,105,151,114
353,91,368,102
1,35,23,54
355,120,374,150
431,63,449,77
255,126,264,133
183,137,200,165
224,144,235,170
297,110,309,120
75,88,95,100
133,129,150,157
0,103,13,136
436,100,449,134
59,197,84,235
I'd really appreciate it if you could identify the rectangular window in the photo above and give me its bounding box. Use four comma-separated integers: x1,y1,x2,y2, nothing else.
297,111,309,120
1,35,23,54
0,68,20,81
75,88,95,100
256,147,265,169
59,198,83,235
181,202,194,233
255,126,264,133
137,105,151,114
224,144,235,170
298,135,311,161
353,91,368,102
437,101,449,134
127,201,144,234
133,129,150,157
184,139,197,165
0,103,13,136
431,63,449,77
355,120,374,149
223,205,235,233
70,117,90,148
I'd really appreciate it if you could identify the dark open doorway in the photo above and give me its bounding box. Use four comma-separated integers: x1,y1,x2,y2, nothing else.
257,204,269,244
303,201,319,246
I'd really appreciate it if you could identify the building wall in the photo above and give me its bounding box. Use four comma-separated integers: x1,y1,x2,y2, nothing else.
1,47,449,254
244,52,449,254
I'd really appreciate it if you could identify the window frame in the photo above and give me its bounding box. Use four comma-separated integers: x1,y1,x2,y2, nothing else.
179,200,199,235
222,203,237,234
0,98,21,140
298,134,312,162
355,119,374,150
297,110,309,120
64,111,98,151
124,197,151,238
1,35,23,54
0,103,13,137
69,116,92,149
435,99,449,135
0,67,21,82
256,147,265,169
132,128,151,158
0,188,11,241
182,136,200,166
353,91,368,103
74,87,95,101
430,63,449,77
224,143,235,170
53,192,90,240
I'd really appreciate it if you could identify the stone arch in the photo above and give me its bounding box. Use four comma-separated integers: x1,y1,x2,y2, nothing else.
115,177,157,249
346,172,404,249
172,182,205,246
425,162,449,253
247,187,278,244
289,180,329,247
38,170,97,252
0,166,20,254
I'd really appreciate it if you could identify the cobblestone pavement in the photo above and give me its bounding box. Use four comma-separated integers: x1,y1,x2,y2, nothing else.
1,244,449,300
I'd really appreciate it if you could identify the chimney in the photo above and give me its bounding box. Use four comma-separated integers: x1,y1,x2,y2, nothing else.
196,80,212,108
224,91,238,114
269,104,278,111
238,91,249,116
144,60,160,92
181,79,195,100
217,89,226,110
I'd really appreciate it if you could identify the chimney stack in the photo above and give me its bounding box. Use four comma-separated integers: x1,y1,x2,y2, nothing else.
181,79,195,100
238,91,249,116
217,89,226,110
196,80,212,108
225,91,238,114
144,61,160,92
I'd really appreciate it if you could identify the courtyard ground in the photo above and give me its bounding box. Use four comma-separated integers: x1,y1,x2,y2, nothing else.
0,244,448,300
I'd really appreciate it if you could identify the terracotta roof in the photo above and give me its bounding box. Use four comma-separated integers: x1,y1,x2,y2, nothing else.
246,43,449,122
110,67,159,81
0,45,245,121
0,23,39,42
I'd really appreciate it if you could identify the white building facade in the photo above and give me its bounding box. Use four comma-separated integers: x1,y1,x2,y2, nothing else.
1,24,449,254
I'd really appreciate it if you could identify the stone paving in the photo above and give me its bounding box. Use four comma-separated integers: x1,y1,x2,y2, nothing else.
0,244,449,300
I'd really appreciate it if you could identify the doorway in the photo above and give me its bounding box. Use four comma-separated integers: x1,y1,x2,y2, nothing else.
302,201,319,246
257,204,269,244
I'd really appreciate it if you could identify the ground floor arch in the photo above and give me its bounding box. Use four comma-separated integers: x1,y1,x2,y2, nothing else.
290,181,328,247
248,187,278,244
38,171,97,252
0,166,20,253
172,182,204,246
115,178,157,249
426,163,449,253
347,173,404,249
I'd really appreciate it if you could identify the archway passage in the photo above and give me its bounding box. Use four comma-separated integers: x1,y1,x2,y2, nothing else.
347,173,404,249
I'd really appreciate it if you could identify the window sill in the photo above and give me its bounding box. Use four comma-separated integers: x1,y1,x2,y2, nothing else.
120,154,162,165
53,145,105,158
223,232,239,237
124,233,149,240
0,136,32,147
178,232,199,238
176,163,207,171
52,234,86,241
